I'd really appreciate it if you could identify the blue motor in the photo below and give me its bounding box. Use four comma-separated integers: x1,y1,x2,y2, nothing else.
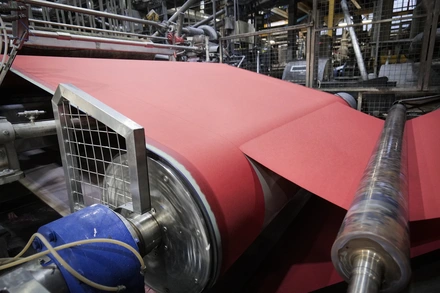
0,204,146,293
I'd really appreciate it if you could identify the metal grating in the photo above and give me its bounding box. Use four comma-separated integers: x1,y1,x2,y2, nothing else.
219,0,440,116
220,24,311,81
360,93,397,117
60,100,130,210
53,84,150,214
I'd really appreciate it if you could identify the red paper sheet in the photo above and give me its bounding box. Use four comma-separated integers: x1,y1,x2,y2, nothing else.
241,102,384,213
406,109,440,221
9,55,347,270
241,101,440,222
9,56,440,292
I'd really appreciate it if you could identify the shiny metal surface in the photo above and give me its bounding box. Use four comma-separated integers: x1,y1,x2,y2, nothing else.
348,250,384,293
128,211,162,256
104,155,218,293
143,157,217,293
168,0,198,23
340,0,368,81
22,0,166,29
115,201,162,256
0,257,69,293
125,157,219,293
52,84,150,214
332,104,410,292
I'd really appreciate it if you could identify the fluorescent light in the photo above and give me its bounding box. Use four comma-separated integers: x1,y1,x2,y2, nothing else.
362,19,372,24
338,22,348,27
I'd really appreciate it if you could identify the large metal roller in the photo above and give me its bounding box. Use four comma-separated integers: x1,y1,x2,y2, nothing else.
331,104,410,292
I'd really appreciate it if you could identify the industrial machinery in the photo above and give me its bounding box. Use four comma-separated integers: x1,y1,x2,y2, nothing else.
332,103,410,292
1,1,440,293
2,52,438,293
0,55,360,293
0,0,225,67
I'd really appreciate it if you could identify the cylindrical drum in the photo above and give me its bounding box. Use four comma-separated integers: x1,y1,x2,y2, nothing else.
331,104,410,292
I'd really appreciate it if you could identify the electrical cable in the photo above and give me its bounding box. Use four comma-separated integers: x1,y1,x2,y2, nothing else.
0,233,146,292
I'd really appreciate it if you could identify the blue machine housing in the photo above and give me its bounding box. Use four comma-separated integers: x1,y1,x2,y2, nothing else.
34,204,144,293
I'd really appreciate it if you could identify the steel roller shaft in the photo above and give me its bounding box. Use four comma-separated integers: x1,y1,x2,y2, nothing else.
331,104,411,293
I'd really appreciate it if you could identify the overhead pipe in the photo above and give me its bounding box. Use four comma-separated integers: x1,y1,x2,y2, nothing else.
212,0,217,31
168,0,198,23
340,0,368,80
199,25,218,40
181,27,205,36
192,9,225,28
332,104,411,293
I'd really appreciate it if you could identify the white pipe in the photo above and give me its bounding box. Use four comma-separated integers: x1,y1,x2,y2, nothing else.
341,0,368,81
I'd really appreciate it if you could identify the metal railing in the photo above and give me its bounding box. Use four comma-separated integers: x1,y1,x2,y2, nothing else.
219,0,440,117
0,0,203,59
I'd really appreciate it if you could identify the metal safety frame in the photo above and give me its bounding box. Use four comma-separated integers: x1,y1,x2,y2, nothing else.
52,84,150,215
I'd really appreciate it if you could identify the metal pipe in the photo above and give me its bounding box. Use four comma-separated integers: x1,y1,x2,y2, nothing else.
13,120,57,138
340,0,368,80
0,257,69,293
256,49,260,73
372,0,383,77
332,104,411,293
316,14,426,32
219,23,310,40
168,0,198,23
181,26,205,35
327,0,335,37
199,25,218,40
212,0,217,31
29,19,168,40
19,29,199,51
205,36,209,61
126,212,162,256
347,250,383,293
21,0,166,29
176,12,184,37
192,9,225,27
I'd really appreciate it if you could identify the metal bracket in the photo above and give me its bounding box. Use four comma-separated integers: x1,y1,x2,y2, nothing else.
0,117,23,185
17,110,46,124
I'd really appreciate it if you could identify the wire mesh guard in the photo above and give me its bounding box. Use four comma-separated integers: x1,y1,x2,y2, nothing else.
314,0,427,89
53,84,149,214
60,101,130,210
220,0,438,95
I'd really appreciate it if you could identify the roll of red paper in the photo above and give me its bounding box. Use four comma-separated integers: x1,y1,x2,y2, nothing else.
11,56,440,291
